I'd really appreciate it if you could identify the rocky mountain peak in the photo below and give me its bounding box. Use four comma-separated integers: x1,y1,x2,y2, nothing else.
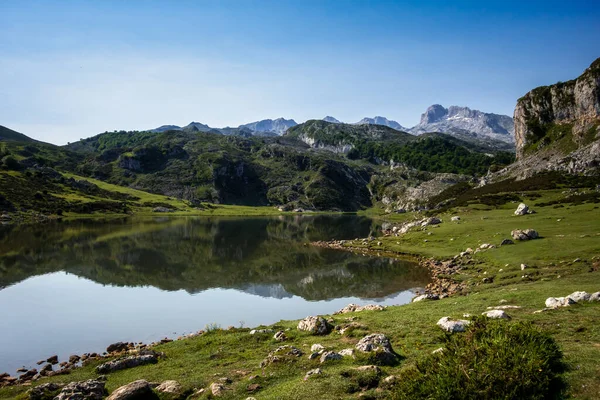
420,104,449,124
323,116,341,123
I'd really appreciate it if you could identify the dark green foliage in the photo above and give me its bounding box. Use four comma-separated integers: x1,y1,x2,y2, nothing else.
340,367,382,393
536,191,600,206
1,155,21,170
393,318,566,400
0,125,36,143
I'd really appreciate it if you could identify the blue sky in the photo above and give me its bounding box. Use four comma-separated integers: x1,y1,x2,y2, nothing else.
1,0,599,144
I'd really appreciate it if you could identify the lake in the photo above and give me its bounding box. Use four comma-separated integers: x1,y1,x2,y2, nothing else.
0,215,430,374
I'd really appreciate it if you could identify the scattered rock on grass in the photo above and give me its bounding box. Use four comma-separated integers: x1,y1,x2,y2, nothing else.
355,334,398,365
511,229,539,241
412,293,439,302
260,345,303,367
482,310,511,319
320,351,343,363
56,380,106,400
451,216,460,222
567,291,591,302
156,380,182,395
334,304,385,314
304,368,322,380
500,239,514,246
273,331,287,341
249,329,273,335
96,354,157,374
297,316,333,335
545,297,576,308
209,382,227,397
514,203,531,216
437,317,470,333
27,383,64,400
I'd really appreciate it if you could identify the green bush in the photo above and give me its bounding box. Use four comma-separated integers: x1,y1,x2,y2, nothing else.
393,318,566,400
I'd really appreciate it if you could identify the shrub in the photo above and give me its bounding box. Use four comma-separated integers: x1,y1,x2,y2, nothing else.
393,318,566,400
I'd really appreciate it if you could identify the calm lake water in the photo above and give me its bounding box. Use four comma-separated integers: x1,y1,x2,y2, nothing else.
0,215,429,374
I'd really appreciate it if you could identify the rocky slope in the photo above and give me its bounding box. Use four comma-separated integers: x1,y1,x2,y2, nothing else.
492,57,600,179
410,104,515,144
239,118,297,135
150,118,297,136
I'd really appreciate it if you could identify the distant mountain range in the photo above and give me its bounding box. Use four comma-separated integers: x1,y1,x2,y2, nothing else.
147,104,515,147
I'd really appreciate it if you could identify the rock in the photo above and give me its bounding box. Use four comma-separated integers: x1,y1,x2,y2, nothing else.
334,303,385,314
339,348,355,358
304,368,322,380
246,383,261,393
412,293,439,302
514,203,530,216
18,369,37,381
545,297,576,308
451,216,460,221
311,344,325,352
273,331,287,341
383,375,397,385
488,305,521,310
155,380,182,395
521,263,528,270
482,310,511,319
27,382,63,399
500,239,514,246
511,229,539,240
338,322,368,335
96,354,157,374
249,329,274,335
319,351,343,363
437,317,470,333
479,243,494,250
260,345,303,367
568,291,591,302
39,363,53,376
210,382,226,397
55,379,106,400
106,342,129,353
421,217,442,226
297,316,333,335
69,355,81,364
590,292,600,301
46,355,59,365
354,365,381,374
355,334,398,365
432,347,445,354
106,380,152,400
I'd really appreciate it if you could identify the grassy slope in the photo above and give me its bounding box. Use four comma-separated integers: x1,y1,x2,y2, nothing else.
1,190,599,399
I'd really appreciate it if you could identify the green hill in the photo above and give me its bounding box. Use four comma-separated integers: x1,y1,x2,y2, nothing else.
0,125,36,143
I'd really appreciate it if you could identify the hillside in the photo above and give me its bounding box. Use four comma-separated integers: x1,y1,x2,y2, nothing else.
0,126,36,143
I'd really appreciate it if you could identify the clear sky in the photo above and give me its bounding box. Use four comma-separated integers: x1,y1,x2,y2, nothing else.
1,0,599,145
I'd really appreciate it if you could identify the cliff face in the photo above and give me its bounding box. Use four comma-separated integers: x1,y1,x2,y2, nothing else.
514,58,600,159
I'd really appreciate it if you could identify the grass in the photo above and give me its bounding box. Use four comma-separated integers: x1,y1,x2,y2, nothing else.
1,189,599,399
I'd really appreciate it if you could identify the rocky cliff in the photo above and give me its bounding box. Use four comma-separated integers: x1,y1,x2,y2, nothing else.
514,58,600,159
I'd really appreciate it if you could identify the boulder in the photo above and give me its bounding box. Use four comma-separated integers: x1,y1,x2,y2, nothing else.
106,380,153,400
210,382,226,396
451,216,460,221
412,293,439,302
521,263,528,270
339,348,355,358
273,331,287,342
545,297,576,308
437,317,470,333
155,380,182,395
334,304,385,314
482,310,511,319
46,355,59,365
96,354,157,374
106,342,129,353
511,229,539,240
311,344,325,352
249,329,273,335
260,345,303,367
304,368,322,380
55,380,106,400
421,217,442,227
514,203,529,216
353,365,381,374
590,291,600,301
567,291,591,302
500,239,514,246
319,351,343,363
27,382,63,400
297,316,333,335
355,334,398,365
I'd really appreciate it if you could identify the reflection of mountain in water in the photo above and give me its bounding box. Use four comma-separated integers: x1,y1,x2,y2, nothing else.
0,216,430,300
237,284,293,299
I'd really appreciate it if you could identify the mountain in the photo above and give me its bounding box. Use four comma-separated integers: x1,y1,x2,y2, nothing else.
238,118,297,135
0,125,36,143
494,57,600,179
355,116,408,131
410,105,515,144
323,116,341,123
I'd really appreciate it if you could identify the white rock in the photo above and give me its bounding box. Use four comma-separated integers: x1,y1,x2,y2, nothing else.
514,203,529,216
451,216,460,221
482,310,511,319
304,368,322,380
339,348,355,358
431,347,445,354
436,317,470,333
589,292,600,301
412,293,439,302
545,297,576,308
567,291,591,302
521,264,528,270
310,344,325,352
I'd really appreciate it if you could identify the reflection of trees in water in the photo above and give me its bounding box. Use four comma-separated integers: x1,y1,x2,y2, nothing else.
0,216,429,300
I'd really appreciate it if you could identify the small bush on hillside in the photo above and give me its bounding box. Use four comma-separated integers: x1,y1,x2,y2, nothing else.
393,318,566,400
